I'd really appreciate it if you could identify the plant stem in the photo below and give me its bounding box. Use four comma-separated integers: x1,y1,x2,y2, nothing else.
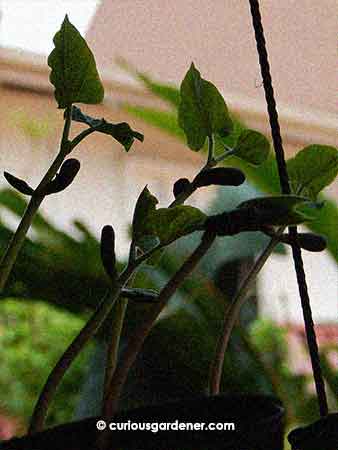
102,297,128,402
29,262,136,434
28,241,159,434
169,141,219,208
169,181,196,208
0,106,73,292
213,147,235,164
69,127,96,150
207,135,214,164
208,232,281,395
101,139,217,419
103,231,216,419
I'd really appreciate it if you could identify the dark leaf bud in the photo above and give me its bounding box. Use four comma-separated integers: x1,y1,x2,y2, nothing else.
283,233,327,252
43,158,80,194
100,225,117,280
193,167,245,188
4,172,34,196
173,178,191,198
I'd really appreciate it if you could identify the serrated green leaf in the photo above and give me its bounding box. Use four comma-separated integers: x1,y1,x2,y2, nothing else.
287,145,338,200
48,15,104,108
178,63,233,150
71,106,144,151
232,129,270,165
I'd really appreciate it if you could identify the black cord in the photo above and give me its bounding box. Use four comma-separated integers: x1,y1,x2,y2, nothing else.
248,0,328,417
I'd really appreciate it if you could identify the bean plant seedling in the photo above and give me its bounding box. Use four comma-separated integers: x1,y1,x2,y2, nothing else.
0,9,337,450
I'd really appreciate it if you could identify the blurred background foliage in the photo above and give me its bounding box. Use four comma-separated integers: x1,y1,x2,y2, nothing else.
0,186,336,434
0,69,336,438
0,298,93,427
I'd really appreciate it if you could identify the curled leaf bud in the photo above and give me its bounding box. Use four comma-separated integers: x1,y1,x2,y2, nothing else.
4,172,34,195
43,158,80,194
193,167,245,188
100,225,117,280
204,207,271,236
284,233,327,252
173,178,191,198
121,288,159,303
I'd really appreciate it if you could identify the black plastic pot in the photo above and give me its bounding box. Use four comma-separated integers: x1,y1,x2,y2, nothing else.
1,394,284,450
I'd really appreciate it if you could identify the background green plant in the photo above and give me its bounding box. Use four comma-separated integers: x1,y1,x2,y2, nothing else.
0,298,93,426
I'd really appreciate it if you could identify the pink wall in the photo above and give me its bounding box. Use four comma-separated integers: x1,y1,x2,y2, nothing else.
87,0,337,115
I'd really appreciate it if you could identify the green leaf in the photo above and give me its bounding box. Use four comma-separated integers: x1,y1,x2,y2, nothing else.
178,63,233,150
132,186,207,250
221,154,338,260
287,145,338,200
71,105,102,127
48,15,104,108
232,129,270,165
137,235,161,253
238,195,311,211
238,195,321,226
132,186,159,247
72,106,144,151
148,205,207,246
308,196,338,261
122,71,338,262
94,122,144,152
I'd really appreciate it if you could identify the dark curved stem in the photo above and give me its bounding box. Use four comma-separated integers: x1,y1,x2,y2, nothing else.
103,232,216,419
102,298,128,403
29,260,138,434
209,232,281,394
248,0,328,416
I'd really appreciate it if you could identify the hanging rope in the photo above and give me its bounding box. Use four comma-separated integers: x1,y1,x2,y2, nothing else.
248,0,328,417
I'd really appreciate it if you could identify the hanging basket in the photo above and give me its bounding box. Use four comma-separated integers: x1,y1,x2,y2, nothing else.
1,394,284,450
